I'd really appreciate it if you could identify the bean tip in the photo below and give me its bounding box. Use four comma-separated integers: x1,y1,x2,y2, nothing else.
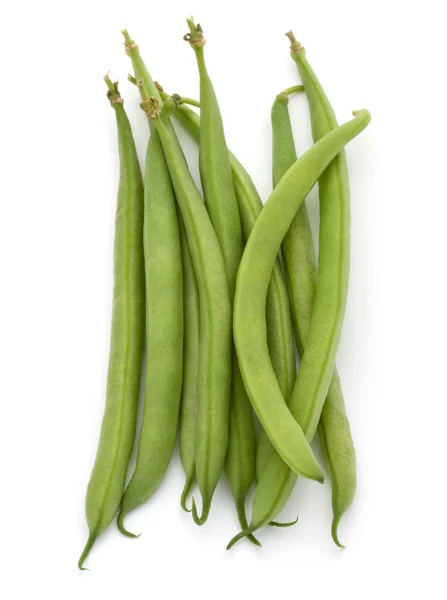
331,515,346,548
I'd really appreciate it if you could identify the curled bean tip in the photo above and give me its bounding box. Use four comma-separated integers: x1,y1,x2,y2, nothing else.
180,475,194,513
268,515,299,528
331,515,345,549
117,511,141,538
78,532,96,571
226,527,255,550
191,496,210,526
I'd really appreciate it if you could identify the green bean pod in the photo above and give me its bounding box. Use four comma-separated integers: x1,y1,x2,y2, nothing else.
155,86,296,427
178,217,200,512
122,31,200,516
255,87,305,480
288,34,357,546
184,18,256,533
184,18,243,293
273,87,356,548
228,108,371,549
78,78,145,569
117,113,183,535
141,92,232,526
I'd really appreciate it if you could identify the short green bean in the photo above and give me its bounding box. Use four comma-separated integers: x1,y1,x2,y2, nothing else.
78,77,145,569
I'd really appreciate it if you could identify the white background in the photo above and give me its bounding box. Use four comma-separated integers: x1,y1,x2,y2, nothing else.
1,0,446,597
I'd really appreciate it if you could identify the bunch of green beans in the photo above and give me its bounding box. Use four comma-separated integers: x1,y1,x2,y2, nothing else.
79,18,371,569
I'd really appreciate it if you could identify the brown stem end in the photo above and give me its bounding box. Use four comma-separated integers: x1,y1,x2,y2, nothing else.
104,74,123,105
286,30,305,55
184,16,206,47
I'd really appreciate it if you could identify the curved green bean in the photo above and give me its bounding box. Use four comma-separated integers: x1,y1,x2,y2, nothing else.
78,77,144,569
184,17,256,535
140,91,232,526
117,107,183,536
255,86,305,481
228,107,371,549
274,85,356,548
155,85,296,426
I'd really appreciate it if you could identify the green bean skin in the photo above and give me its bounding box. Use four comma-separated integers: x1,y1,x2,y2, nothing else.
122,29,163,104
123,32,201,514
255,91,310,480
185,18,242,294
288,36,357,546
78,79,144,570
317,371,356,547
117,124,183,535
156,90,296,428
185,18,256,534
178,217,200,512
142,95,232,526
228,109,371,549
274,88,357,548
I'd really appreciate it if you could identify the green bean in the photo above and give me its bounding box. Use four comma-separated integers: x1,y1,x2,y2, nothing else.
184,18,242,294
78,77,145,569
117,98,183,535
274,84,356,548
255,86,305,481
184,18,256,536
123,31,201,517
178,216,200,512
155,84,296,431
228,107,371,549
140,90,232,526
123,30,197,513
